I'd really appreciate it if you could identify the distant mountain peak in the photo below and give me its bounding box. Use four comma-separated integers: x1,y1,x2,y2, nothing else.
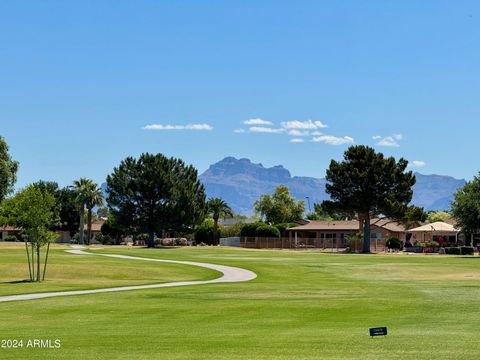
201,157,291,182
199,156,467,215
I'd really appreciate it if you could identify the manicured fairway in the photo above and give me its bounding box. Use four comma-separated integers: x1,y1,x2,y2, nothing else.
1,244,480,359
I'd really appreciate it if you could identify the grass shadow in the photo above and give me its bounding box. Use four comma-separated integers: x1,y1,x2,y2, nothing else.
0,279,32,284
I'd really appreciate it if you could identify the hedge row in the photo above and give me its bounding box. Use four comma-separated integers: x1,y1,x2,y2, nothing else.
445,246,474,255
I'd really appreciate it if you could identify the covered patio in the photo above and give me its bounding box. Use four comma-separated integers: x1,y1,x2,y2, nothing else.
408,221,460,246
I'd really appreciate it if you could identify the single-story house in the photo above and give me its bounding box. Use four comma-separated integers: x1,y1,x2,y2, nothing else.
408,221,459,245
0,226,22,241
286,218,409,246
83,218,106,242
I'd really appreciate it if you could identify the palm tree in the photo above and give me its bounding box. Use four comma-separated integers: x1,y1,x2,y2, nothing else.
84,183,104,245
72,178,91,245
206,198,233,245
72,178,103,245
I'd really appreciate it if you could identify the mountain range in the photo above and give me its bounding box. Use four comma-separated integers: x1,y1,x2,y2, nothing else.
199,157,467,215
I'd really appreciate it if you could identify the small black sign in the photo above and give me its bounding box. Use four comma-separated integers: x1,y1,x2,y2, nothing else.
369,327,388,337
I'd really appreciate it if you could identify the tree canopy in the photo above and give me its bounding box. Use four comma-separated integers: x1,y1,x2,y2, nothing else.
206,198,233,245
451,175,480,236
426,210,450,223
254,185,305,224
106,153,206,247
0,136,18,202
322,145,416,253
2,185,58,281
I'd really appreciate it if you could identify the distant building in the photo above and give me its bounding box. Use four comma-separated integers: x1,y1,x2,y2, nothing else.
286,218,409,246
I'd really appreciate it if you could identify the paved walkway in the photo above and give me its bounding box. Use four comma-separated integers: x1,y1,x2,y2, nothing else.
0,247,257,303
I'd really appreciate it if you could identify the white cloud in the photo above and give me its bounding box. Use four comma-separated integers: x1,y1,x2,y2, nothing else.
374,133,403,147
287,129,310,136
249,126,285,134
312,135,354,145
410,160,426,168
143,123,213,131
281,120,328,130
234,128,246,133
243,118,273,126
290,138,305,143
376,136,400,147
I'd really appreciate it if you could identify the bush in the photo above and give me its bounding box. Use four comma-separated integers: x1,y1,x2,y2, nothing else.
95,233,112,245
445,247,461,255
386,237,402,250
221,222,245,238
240,222,265,237
274,223,297,237
461,246,475,255
134,233,149,241
175,238,188,246
160,238,174,246
3,235,18,242
255,225,281,238
194,220,220,245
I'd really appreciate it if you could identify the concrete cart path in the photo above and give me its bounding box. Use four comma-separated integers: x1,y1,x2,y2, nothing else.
0,247,257,303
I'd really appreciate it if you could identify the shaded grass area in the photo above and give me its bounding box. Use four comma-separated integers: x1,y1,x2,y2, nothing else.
0,243,220,296
2,245,480,359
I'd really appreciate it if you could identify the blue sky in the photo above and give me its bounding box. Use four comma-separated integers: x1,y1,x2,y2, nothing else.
1,1,479,189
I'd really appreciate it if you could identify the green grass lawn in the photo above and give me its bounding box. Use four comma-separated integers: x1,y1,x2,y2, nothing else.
1,244,480,359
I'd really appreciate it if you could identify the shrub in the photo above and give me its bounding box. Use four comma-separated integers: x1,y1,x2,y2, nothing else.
194,220,220,245
274,223,297,237
386,237,402,250
221,222,245,238
3,235,18,242
95,233,112,245
134,233,149,241
240,222,265,237
255,225,281,238
445,247,461,255
175,238,188,246
461,246,475,255
160,238,175,246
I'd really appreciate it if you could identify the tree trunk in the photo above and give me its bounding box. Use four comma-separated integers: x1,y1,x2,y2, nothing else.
86,208,92,245
79,207,85,245
147,231,155,248
213,217,219,245
36,245,41,282
362,213,371,254
25,242,32,281
31,243,35,281
42,243,50,281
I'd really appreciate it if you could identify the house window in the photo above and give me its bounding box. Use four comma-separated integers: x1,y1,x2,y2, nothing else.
370,233,382,239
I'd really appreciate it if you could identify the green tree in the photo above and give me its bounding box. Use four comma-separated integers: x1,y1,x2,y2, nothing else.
451,175,480,239
194,219,220,245
206,198,233,245
2,185,57,281
72,178,103,245
72,178,91,244
322,145,416,253
101,213,129,245
84,182,104,245
0,136,18,202
426,210,450,223
57,187,80,237
106,153,206,248
254,185,305,224
97,207,109,218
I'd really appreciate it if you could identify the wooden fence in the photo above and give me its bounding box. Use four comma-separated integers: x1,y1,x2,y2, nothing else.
239,237,387,253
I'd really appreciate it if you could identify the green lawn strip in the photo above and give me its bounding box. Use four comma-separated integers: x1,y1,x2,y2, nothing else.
1,247,480,359
0,245,221,296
